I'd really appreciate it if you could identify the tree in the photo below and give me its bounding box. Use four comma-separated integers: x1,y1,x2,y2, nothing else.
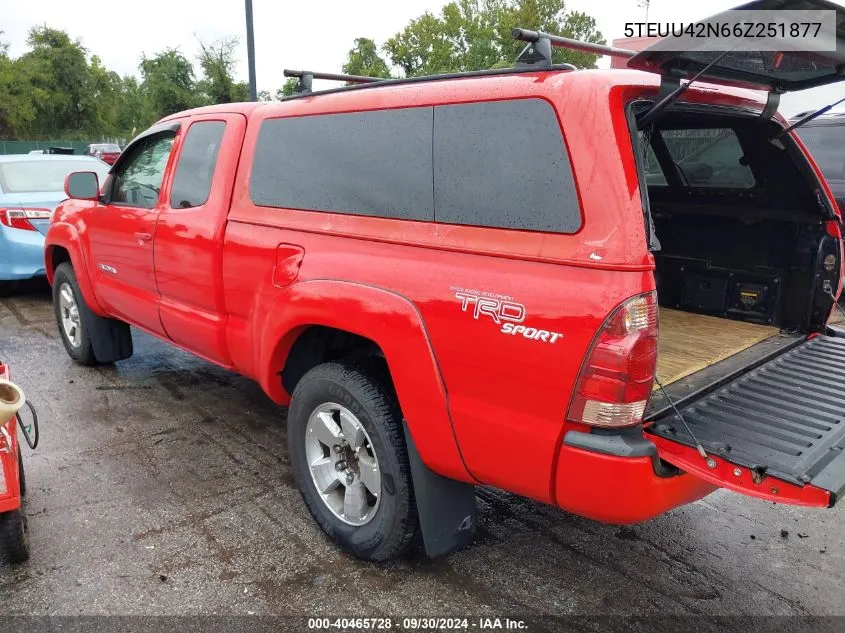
342,38,392,78
380,0,604,77
0,32,38,139
139,49,199,121
196,36,249,104
116,76,145,138
82,55,123,137
493,0,604,69
17,27,92,137
0,3,605,142
279,78,299,98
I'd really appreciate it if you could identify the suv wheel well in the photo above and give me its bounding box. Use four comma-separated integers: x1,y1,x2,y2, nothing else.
50,247,71,273
281,326,387,394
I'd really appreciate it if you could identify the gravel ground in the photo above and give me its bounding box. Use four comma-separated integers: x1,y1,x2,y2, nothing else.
0,280,843,630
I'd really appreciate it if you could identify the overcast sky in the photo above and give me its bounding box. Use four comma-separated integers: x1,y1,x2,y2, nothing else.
3,0,843,116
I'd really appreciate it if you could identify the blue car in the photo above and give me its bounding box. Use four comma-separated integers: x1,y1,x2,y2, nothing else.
0,154,110,295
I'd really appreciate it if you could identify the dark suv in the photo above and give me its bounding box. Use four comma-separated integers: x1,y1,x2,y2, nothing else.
794,111,845,212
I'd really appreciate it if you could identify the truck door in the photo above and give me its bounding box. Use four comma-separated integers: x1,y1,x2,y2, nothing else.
86,123,180,334
154,113,246,365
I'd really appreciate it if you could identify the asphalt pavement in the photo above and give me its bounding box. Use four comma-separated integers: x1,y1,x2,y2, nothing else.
0,280,843,630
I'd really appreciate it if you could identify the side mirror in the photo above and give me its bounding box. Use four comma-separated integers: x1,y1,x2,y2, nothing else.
65,171,100,201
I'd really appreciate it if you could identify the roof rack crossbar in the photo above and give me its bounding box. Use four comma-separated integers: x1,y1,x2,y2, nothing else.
284,69,383,94
512,28,636,60
279,64,576,101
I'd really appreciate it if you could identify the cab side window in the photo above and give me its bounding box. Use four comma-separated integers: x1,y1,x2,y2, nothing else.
112,133,176,208
170,121,227,209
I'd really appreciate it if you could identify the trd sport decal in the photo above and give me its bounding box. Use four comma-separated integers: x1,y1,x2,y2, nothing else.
451,287,563,344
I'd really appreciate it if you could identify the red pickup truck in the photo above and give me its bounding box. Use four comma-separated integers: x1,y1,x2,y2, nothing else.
45,10,845,561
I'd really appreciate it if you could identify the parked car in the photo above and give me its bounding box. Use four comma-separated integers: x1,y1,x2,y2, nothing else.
0,155,110,295
793,110,845,212
27,147,75,155
84,143,121,165
45,0,845,561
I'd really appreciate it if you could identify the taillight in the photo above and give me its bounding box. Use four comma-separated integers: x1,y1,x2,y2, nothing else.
567,292,659,428
0,208,51,231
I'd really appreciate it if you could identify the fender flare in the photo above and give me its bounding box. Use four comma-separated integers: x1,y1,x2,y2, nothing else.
257,279,473,483
44,223,106,316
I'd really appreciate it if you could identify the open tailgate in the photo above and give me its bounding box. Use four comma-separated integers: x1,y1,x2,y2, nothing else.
647,334,845,507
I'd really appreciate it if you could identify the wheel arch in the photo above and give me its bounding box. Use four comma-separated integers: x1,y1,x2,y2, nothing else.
257,280,473,483
45,224,105,316
281,325,387,395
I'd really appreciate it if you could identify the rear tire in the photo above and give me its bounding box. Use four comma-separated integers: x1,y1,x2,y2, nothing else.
288,361,418,561
0,510,29,565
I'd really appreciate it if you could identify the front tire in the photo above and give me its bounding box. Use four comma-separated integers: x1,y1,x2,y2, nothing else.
288,361,418,561
51,263,133,365
52,263,97,365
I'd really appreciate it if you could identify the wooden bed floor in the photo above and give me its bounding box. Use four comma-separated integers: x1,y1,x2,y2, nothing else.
656,308,779,388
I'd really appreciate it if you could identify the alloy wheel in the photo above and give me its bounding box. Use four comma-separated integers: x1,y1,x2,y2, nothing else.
58,282,82,348
304,402,381,526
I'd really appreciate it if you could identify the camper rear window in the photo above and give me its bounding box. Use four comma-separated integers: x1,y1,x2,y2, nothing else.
643,128,756,189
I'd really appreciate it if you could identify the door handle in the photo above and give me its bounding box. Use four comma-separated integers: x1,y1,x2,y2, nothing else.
134,232,153,244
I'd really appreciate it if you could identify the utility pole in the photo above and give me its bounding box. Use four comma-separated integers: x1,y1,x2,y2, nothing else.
245,0,257,101
637,0,651,23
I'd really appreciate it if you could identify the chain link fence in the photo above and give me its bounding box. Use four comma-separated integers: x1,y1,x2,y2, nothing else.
0,141,91,155
0,140,127,155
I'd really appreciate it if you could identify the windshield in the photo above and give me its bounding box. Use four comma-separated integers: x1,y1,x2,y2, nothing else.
94,144,121,153
0,160,111,194
796,124,845,183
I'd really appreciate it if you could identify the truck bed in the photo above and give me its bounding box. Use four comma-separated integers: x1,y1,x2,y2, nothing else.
657,308,779,388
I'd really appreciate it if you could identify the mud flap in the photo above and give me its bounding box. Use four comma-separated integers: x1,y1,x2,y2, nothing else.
403,422,477,557
78,297,132,363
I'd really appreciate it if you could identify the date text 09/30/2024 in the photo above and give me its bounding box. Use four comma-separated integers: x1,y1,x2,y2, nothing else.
307,617,529,630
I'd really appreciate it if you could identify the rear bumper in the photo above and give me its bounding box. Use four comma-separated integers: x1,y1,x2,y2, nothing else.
0,226,46,280
554,430,717,524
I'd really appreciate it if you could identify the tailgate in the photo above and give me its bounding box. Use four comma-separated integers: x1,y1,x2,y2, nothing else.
647,334,845,506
